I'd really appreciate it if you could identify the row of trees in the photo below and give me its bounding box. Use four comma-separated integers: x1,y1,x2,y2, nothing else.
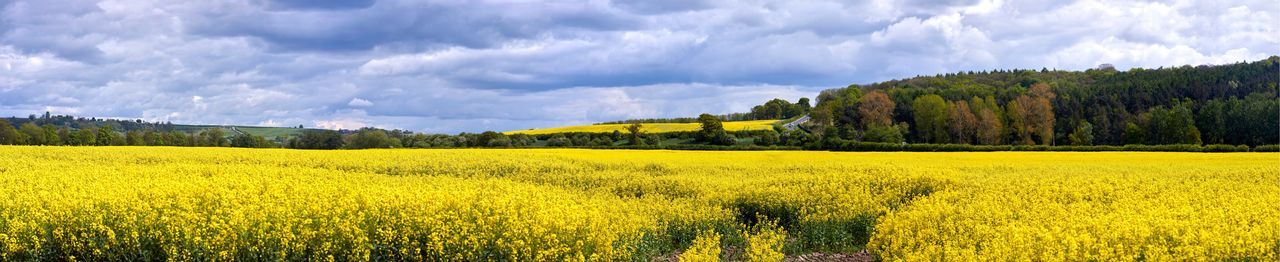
809,56,1279,146
0,120,273,148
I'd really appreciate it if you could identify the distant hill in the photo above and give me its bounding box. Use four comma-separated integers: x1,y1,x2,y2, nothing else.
0,114,316,141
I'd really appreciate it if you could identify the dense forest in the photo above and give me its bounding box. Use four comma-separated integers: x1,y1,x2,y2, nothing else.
810,56,1279,147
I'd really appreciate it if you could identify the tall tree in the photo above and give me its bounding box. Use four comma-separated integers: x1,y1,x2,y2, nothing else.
20,123,43,145
42,124,61,146
975,108,1003,145
626,123,645,145
858,91,895,128
290,130,344,149
697,113,726,143
1068,121,1094,146
200,128,227,147
0,119,21,145
911,94,949,143
96,125,116,146
1021,83,1056,145
948,100,978,144
1006,100,1032,145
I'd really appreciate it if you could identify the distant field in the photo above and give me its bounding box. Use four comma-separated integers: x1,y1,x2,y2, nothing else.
171,125,310,139
504,120,778,135
232,126,309,139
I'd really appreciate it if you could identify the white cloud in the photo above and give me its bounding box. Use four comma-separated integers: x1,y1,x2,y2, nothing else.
347,97,374,107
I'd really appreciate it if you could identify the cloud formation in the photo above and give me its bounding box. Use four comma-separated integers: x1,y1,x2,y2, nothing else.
0,0,1275,133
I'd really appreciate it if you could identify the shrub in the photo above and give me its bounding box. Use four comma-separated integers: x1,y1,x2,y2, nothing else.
1254,144,1280,152
1202,144,1250,152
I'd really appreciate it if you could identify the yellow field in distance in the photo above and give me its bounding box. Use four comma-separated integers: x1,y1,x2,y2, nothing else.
503,120,778,135
0,146,1276,261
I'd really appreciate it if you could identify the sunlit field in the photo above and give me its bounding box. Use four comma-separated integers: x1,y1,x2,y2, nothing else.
502,120,778,135
0,147,1276,260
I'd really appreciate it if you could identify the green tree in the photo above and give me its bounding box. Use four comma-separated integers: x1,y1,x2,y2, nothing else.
231,133,277,148
20,123,44,145
1123,122,1145,145
625,123,645,145
755,130,780,146
697,113,726,143
76,128,97,146
143,130,162,146
200,128,227,147
41,124,60,146
345,129,402,149
57,127,71,145
289,130,344,149
1068,121,1094,146
911,94,949,143
0,119,21,145
1006,100,1032,145
126,131,144,146
96,125,117,146
1195,99,1226,144
546,134,572,147
863,124,905,143
476,131,510,147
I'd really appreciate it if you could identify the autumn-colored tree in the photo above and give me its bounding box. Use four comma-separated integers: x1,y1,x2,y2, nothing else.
975,108,1002,145
948,100,977,144
858,91,895,128
1022,83,1056,145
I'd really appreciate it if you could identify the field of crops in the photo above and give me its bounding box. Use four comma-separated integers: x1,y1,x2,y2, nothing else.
503,120,778,135
0,147,1276,260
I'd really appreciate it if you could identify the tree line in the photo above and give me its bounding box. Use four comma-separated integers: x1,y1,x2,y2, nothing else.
808,56,1279,147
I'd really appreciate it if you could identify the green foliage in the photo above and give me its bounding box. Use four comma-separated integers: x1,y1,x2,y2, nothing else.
0,119,20,145
230,133,278,148
626,123,645,146
863,124,905,143
289,130,344,149
911,95,949,143
19,123,43,145
754,130,779,146
1068,121,1094,146
96,125,119,146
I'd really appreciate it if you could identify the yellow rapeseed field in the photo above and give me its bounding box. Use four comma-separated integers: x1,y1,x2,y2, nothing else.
502,120,778,135
0,146,1276,261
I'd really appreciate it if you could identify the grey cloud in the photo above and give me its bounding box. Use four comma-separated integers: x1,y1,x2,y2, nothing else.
188,0,642,52
0,0,1274,133
262,0,377,10
611,0,714,14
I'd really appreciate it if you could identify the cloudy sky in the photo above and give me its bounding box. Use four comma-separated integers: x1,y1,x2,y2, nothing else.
0,0,1275,133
